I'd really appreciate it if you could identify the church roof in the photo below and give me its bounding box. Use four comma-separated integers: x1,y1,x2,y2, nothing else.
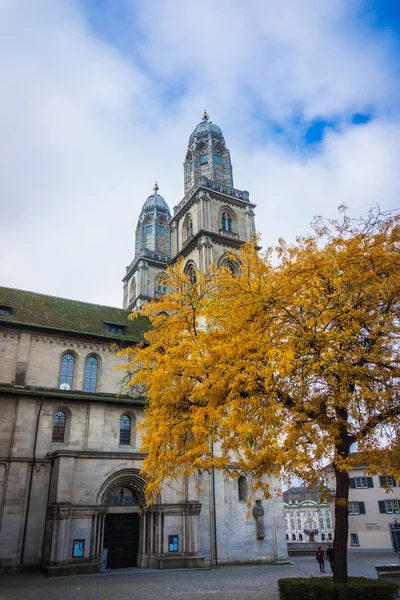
0,286,150,342
188,110,224,146
141,182,170,213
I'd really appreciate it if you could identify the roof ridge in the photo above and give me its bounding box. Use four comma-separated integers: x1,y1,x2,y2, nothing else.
0,285,132,313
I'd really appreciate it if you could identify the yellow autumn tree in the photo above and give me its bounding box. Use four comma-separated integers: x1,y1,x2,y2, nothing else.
119,207,400,584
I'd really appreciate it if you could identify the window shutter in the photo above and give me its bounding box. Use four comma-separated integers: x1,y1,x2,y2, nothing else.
379,476,385,487
393,479,398,488
349,478,356,489
358,502,366,515
367,477,374,488
378,501,386,514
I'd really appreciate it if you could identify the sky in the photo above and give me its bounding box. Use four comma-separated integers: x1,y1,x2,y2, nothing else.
1,0,400,307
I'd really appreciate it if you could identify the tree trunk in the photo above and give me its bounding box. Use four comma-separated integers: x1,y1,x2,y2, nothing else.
333,466,350,584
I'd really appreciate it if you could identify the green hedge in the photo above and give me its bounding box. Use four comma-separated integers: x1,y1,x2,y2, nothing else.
278,576,398,600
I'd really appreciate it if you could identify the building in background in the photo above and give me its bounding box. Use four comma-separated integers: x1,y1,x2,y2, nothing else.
325,461,399,551
0,113,287,575
283,484,332,545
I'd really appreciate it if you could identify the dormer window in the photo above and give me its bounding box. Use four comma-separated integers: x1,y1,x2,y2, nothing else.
214,155,222,164
0,306,11,316
200,154,208,164
105,324,126,335
146,224,152,234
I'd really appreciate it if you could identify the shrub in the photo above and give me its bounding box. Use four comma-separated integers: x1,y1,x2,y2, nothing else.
278,576,398,600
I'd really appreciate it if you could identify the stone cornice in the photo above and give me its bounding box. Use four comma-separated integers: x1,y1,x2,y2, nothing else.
171,180,255,223
172,229,243,261
47,449,147,460
145,501,202,516
48,503,108,520
0,383,146,406
123,254,170,282
0,323,140,347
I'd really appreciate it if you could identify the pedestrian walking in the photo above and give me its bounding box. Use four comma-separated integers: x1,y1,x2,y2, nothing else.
325,544,334,573
316,546,326,573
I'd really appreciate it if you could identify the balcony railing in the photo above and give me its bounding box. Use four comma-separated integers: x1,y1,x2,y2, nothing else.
219,229,239,240
126,249,170,273
173,177,250,215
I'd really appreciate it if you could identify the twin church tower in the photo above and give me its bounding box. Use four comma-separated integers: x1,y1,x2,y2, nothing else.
122,111,257,311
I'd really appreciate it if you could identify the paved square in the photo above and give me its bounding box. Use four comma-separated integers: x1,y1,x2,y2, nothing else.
0,553,397,600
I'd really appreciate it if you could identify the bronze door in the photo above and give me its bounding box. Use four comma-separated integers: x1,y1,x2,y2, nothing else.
103,513,139,568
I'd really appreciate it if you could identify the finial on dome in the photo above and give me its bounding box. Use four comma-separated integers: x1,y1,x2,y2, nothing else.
153,181,159,192
202,109,209,122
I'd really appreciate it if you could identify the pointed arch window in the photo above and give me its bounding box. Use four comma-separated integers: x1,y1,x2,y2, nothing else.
184,260,197,285
83,356,98,393
155,274,167,298
129,278,136,302
52,410,66,443
221,210,232,232
186,217,193,239
120,415,131,445
59,353,74,390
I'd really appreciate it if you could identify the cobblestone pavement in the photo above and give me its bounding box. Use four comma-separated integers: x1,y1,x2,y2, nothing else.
0,553,397,600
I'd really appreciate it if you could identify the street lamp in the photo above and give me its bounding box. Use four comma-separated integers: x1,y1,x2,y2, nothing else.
393,511,400,562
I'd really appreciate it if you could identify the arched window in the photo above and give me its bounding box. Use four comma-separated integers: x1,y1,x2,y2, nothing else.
52,410,66,443
292,534,296,541
155,274,167,298
129,278,136,302
59,353,74,390
84,356,98,393
221,210,232,232
219,256,239,274
120,415,131,445
184,261,197,285
286,533,289,541
299,534,303,541
183,215,193,242
328,533,333,540
238,476,248,502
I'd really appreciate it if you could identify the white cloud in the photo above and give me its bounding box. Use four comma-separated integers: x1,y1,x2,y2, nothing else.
0,0,399,307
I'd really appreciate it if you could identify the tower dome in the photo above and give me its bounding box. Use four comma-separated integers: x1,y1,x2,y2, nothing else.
142,186,170,212
184,110,233,194
188,112,225,147
135,182,171,259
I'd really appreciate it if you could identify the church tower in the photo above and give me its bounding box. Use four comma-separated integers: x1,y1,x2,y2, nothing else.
122,112,257,309
123,183,171,311
170,111,256,278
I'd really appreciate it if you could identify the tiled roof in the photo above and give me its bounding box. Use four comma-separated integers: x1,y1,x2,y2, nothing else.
0,286,150,342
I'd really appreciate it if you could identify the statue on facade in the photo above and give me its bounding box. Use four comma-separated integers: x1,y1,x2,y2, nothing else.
252,499,265,540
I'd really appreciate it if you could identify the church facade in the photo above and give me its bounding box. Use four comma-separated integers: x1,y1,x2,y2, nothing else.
0,113,288,575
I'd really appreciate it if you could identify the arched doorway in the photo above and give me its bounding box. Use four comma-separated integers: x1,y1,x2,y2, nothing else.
103,485,140,568
97,470,147,570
